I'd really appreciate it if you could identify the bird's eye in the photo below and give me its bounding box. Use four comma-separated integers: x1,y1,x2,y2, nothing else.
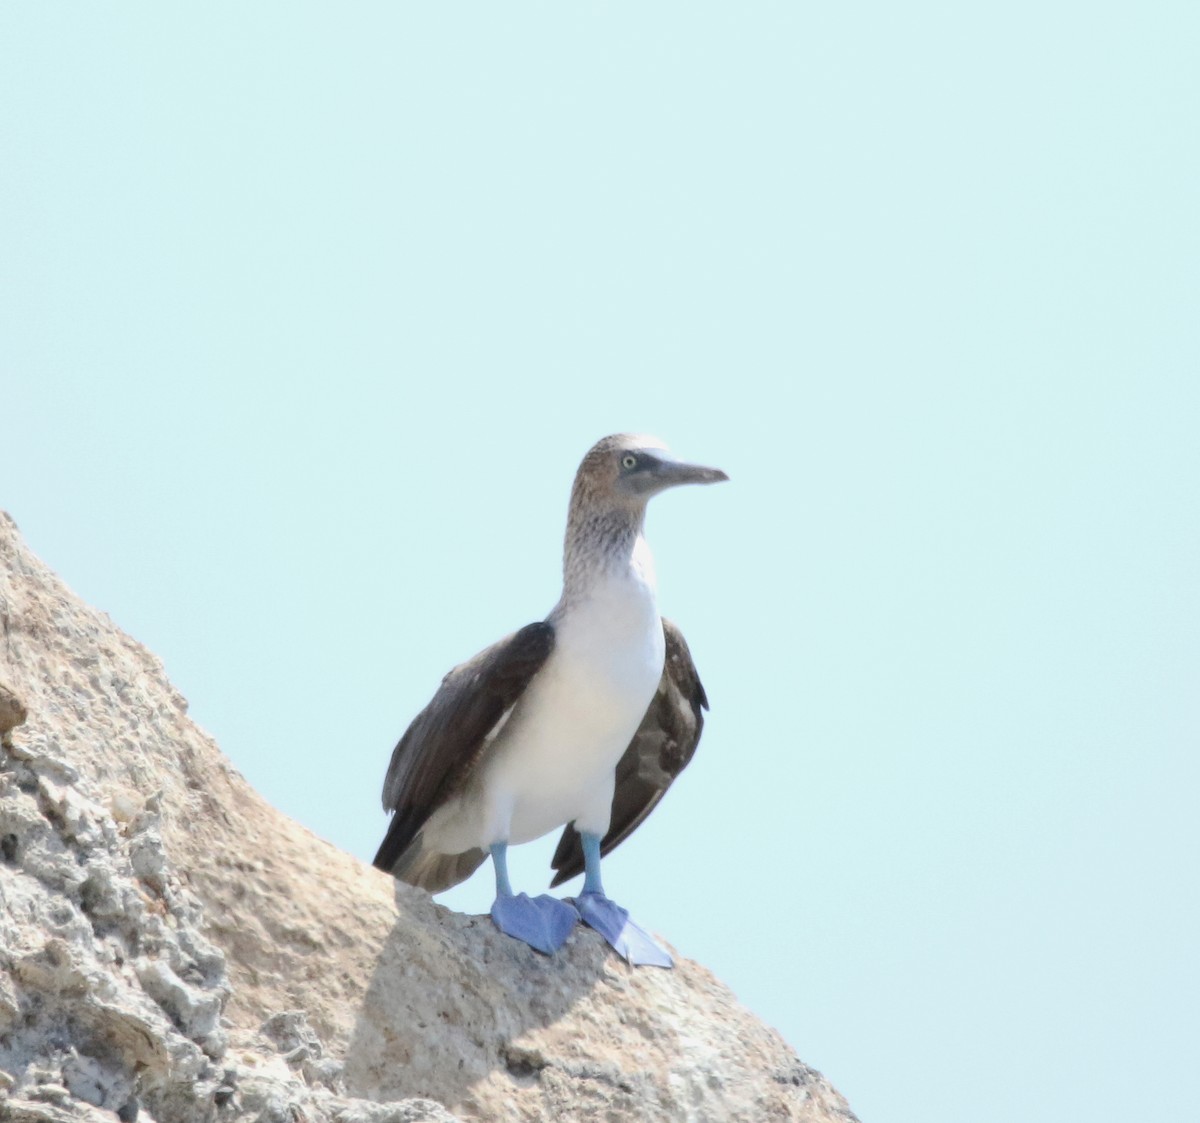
621,454,638,470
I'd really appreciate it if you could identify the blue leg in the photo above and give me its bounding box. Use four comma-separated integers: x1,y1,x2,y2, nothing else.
573,832,673,968
581,832,605,895
488,842,577,955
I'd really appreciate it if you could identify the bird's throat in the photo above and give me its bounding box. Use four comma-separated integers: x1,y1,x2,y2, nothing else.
561,505,648,601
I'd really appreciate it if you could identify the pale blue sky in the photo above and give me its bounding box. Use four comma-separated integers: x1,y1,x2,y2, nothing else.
4,5,1198,1122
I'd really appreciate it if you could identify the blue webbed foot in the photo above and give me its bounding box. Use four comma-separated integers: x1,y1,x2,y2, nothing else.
573,891,674,968
490,892,579,955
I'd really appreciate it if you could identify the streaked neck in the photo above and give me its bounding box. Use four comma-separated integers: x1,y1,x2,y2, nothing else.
561,504,648,602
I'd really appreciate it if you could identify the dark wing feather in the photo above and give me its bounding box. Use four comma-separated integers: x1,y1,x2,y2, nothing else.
373,621,554,874
549,617,708,887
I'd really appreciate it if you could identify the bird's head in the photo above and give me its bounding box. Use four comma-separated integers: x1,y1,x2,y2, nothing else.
572,434,728,515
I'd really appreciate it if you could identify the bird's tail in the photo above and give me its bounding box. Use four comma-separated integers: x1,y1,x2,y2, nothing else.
374,829,486,895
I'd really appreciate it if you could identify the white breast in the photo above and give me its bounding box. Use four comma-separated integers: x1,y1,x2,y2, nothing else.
436,536,667,851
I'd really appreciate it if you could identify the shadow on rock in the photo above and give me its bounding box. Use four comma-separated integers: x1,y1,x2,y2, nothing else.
342,880,609,1113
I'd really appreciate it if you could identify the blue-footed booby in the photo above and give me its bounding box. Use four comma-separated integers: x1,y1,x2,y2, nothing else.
373,434,726,966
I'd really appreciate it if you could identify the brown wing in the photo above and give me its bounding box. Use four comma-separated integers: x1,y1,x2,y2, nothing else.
373,621,554,875
549,617,708,887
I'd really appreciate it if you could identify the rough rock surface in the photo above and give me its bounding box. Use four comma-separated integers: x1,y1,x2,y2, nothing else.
0,680,26,746
0,510,858,1123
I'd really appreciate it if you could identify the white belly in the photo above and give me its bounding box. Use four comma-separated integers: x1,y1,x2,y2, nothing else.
428,564,666,852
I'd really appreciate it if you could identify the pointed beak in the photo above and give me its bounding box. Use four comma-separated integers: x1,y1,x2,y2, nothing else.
648,455,729,490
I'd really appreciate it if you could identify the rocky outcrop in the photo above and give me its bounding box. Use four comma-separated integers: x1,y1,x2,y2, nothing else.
0,511,858,1123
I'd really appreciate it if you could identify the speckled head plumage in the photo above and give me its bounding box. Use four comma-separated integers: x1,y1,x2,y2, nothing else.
569,434,667,514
